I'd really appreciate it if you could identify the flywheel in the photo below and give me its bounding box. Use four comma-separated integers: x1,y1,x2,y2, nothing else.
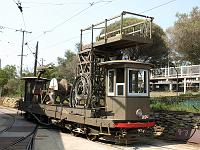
70,74,90,107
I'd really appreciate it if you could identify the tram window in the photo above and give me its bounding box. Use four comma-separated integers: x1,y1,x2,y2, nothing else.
32,82,43,95
116,68,124,83
108,69,115,96
116,83,124,96
27,82,31,95
25,81,34,101
116,68,125,96
128,69,148,96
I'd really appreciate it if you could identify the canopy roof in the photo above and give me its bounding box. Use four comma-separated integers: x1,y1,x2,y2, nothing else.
99,60,153,69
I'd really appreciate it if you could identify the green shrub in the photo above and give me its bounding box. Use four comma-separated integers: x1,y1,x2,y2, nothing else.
150,96,200,113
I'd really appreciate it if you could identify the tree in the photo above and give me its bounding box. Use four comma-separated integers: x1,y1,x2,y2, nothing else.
100,18,169,67
42,63,58,79
0,69,7,96
167,7,200,64
3,79,20,96
3,65,17,79
0,65,19,96
22,67,34,77
57,50,77,83
0,69,8,88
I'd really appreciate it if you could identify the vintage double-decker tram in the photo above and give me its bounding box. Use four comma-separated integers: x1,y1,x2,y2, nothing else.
19,11,155,144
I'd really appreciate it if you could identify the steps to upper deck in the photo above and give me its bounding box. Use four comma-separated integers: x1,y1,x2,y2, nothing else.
80,11,154,53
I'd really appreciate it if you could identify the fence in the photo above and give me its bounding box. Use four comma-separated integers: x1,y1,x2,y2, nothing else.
151,65,200,78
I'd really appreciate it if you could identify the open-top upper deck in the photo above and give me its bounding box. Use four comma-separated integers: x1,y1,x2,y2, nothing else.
80,11,154,52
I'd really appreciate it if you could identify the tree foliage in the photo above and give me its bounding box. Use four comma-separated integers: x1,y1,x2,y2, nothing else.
57,50,77,83
0,65,20,96
42,63,58,79
3,79,20,96
0,69,8,87
100,18,169,67
3,65,17,79
167,7,200,64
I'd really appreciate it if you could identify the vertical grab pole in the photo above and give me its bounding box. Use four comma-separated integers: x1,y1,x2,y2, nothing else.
80,29,83,51
90,24,94,102
120,12,124,36
105,19,107,44
91,25,94,48
78,29,83,77
150,18,153,39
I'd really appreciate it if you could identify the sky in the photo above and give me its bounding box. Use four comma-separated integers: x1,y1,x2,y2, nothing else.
0,0,200,73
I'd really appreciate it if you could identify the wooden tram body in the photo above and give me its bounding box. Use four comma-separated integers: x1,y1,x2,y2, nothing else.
19,11,155,143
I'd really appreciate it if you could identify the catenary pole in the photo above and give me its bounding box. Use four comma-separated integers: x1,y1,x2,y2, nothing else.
34,41,39,76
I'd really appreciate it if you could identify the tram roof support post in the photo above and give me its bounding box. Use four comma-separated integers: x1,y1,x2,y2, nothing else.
105,19,107,44
34,41,39,76
91,24,94,48
80,29,83,51
150,18,153,39
120,12,124,36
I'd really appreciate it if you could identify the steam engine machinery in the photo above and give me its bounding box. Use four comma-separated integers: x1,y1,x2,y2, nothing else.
19,11,155,144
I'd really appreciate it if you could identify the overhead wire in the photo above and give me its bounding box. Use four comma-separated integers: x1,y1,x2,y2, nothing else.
30,0,114,49
20,2,65,6
42,31,91,50
12,0,27,30
0,25,19,31
27,0,113,43
140,0,177,14
24,0,114,64
25,43,41,66
42,35,80,50
6,0,176,47
44,5,92,33
8,0,177,64
21,1,89,6
21,0,112,6
36,0,175,51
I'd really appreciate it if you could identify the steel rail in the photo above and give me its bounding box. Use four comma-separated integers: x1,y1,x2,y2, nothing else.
0,125,38,150
0,108,38,150
0,109,16,134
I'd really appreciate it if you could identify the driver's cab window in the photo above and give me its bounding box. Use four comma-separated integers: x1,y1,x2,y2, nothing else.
128,69,148,96
116,68,125,96
108,68,125,96
108,69,115,96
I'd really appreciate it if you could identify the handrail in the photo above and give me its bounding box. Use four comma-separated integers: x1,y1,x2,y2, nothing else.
98,20,148,39
151,65,200,78
80,11,153,51
82,14,121,31
122,11,154,20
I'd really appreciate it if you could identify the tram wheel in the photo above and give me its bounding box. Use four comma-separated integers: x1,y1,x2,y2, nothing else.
86,133,98,141
71,131,80,137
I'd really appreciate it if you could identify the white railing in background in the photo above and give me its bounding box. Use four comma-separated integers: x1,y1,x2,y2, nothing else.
151,65,200,78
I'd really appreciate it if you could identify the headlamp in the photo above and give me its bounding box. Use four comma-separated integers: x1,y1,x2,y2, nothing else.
136,109,143,118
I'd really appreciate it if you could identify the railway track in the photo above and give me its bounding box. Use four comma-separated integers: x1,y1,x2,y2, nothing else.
0,107,38,150
35,126,200,150
0,111,15,134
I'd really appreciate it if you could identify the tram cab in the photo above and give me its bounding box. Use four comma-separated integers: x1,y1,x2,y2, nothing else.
100,60,152,121
21,77,49,103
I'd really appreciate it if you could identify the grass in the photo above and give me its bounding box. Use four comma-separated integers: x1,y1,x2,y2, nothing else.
150,95,200,113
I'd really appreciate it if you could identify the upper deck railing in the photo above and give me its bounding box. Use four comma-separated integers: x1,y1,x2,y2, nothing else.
80,11,154,51
151,65,200,79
